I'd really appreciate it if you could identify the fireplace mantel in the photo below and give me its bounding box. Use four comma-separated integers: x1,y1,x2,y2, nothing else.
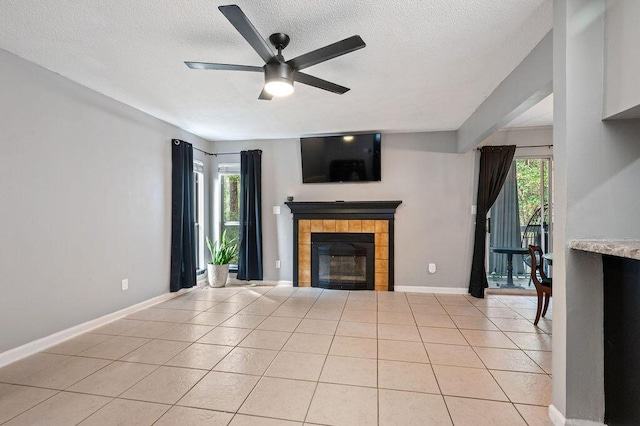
286,200,402,291
285,201,402,218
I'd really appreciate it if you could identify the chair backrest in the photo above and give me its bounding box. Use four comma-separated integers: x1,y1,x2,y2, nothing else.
521,205,549,268
528,245,548,282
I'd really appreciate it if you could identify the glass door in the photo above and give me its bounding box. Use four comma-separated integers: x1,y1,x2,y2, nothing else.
486,157,552,290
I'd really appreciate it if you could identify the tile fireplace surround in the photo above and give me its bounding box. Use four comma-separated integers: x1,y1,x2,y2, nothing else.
285,201,402,291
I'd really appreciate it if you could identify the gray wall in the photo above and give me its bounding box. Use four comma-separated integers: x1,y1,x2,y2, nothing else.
0,49,211,353
553,0,640,421
603,0,640,119
211,132,478,288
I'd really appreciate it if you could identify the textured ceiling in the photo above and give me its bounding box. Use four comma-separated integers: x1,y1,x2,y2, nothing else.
0,0,552,141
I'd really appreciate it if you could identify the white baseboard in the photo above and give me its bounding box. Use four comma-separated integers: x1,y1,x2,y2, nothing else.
394,285,468,294
549,405,566,426
0,288,191,368
549,405,606,426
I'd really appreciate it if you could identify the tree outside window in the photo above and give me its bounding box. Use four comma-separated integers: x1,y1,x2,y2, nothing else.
221,172,240,266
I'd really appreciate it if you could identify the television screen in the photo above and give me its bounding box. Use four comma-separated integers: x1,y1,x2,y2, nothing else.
300,133,381,183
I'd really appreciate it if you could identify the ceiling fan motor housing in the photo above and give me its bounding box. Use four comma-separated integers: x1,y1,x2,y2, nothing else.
265,61,295,86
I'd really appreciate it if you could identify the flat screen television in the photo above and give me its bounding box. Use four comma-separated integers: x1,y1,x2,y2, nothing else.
300,133,381,183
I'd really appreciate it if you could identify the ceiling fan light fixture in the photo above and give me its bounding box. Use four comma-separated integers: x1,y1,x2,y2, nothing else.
264,62,295,97
264,80,294,97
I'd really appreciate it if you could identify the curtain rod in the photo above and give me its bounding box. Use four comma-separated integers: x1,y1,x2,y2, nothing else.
193,147,241,157
476,144,553,151
517,144,553,149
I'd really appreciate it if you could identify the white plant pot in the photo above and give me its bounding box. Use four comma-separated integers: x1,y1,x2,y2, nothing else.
207,264,230,288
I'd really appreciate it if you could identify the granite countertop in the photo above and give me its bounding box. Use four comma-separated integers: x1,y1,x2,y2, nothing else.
569,239,640,261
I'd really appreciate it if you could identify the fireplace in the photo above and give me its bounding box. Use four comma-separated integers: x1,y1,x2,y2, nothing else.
285,201,402,291
311,233,374,290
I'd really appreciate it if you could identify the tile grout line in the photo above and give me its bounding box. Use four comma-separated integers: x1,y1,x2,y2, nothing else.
0,388,63,425
64,288,242,424
301,288,349,424
223,288,302,423
426,295,455,424
58,290,243,424
154,286,288,425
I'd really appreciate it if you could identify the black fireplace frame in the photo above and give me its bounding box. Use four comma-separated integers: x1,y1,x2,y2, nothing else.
285,201,402,290
311,233,375,290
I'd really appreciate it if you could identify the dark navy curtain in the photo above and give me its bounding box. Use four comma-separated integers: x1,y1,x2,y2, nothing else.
169,139,196,292
469,145,516,298
237,150,263,281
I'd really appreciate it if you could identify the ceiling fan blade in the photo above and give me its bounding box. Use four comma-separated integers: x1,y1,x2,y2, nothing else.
218,5,275,64
184,62,263,72
286,35,365,70
258,87,273,100
294,72,350,94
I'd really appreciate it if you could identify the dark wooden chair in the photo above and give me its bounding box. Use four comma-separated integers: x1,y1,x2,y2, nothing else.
528,245,552,325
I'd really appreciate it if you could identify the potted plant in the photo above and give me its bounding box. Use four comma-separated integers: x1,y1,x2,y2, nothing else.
206,231,239,288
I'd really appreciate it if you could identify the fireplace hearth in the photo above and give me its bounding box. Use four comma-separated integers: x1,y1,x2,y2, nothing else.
312,233,374,290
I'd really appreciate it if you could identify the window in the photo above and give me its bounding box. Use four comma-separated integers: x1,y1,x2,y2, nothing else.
193,160,205,272
219,163,240,268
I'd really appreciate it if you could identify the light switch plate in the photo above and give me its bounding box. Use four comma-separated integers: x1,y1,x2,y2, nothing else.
273,206,281,215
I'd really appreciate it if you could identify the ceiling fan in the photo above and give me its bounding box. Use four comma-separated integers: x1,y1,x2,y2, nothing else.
184,4,366,100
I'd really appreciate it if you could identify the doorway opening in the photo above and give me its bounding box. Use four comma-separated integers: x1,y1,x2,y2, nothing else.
486,157,552,290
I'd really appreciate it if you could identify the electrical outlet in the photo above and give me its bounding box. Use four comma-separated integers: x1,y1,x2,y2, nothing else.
121,279,129,291
275,260,281,269
428,263,437,274
471,205,477,215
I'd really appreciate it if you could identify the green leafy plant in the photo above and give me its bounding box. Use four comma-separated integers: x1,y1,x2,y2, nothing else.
206,231,239,265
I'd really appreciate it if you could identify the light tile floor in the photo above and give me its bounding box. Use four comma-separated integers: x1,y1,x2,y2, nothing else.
0,286,553,425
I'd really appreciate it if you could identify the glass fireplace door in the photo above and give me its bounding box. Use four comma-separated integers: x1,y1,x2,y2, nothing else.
311,233,374,290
